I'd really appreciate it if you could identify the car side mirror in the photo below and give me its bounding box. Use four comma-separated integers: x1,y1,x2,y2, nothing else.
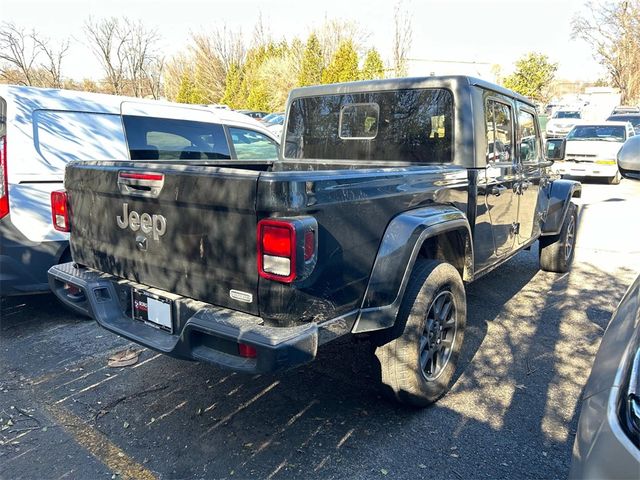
617,138,640,180
545,138,565,161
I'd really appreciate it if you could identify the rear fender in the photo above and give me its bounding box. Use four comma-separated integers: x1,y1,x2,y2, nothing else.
541,179,581,236
352,205,472,334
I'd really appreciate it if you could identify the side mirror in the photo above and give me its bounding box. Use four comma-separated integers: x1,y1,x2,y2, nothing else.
545,138,565,161
617,137,640,180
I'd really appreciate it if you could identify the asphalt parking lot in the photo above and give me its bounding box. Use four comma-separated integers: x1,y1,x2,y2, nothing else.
2,179,640,480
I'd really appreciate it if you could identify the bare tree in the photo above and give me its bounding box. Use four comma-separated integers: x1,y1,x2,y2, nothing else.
315,17,371,66
33,36,70,88
188,26,245,103
0,22,40,85
122,18,163,97
0,22,70,87
163,53,192,101
573,0,640,103
84,17,129,94
392,0,413,77
85,16,164,97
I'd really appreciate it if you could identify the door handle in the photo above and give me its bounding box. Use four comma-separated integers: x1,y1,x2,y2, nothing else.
491,185,507,196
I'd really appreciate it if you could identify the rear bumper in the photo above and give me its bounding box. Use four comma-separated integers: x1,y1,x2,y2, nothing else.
48,262,355,374
553,161,618,178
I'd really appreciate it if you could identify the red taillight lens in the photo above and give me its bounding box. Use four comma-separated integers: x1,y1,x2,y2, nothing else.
51,190,71,232
257,219,296,283
238,343,257,358
262,225,293,257
0,135,8,219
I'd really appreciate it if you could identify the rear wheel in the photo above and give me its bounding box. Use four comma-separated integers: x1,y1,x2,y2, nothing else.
375,260,466,407
539,202,577,273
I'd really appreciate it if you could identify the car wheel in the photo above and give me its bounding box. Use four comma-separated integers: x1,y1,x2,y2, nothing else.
608,171,621,185
375,259,466,407
539,202,577,273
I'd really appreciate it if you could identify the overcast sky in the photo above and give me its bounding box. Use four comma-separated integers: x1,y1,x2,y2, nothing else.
3,0,605,82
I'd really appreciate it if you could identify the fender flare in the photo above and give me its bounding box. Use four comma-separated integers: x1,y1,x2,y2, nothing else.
352,205,473,334
541,179,581,236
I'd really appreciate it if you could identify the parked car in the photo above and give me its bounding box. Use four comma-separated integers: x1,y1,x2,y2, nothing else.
618,133,640,180
0,85,278,296
607,113,640,134
49,76,580,407
552,121,634,184
262,112,286,137
569,153,640,476
259,112,284,124
611,105,640,115
237,110,269,120
545,109,582,138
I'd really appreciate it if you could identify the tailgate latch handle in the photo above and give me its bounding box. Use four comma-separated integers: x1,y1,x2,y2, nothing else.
118,171,164,198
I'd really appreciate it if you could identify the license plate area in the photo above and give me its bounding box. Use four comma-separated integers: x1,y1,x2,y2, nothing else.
132,288,173,333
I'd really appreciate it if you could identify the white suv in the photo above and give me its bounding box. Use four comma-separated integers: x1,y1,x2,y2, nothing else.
0,85,279,296
553,121,634,185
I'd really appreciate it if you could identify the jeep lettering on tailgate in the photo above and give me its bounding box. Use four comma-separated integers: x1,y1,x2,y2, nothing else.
116,203,167,240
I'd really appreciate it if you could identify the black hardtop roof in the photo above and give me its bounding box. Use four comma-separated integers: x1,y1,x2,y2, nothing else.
288,75,534,107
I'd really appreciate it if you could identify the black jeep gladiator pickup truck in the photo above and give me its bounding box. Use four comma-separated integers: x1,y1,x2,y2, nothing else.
49,76,581,406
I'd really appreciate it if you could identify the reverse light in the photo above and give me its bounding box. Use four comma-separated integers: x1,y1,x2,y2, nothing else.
51,190,71,232
0,135,8,219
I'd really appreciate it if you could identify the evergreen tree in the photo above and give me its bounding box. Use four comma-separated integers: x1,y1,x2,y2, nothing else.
220,62,244,109
360,48,385,80
503,52,558,103
298,33,324,86
176,72,198,104
321,40,360,84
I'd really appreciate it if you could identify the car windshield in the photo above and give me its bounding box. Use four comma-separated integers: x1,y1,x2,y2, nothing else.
566,125,626,142
266,115,284,125
607,115,640,128
553,111,581,119
262,113,283,123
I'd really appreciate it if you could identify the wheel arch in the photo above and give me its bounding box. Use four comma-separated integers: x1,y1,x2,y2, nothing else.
352,205,473,334
541,179,581,236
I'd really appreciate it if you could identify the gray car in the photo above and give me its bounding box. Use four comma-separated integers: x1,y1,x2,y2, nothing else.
569,139,640,478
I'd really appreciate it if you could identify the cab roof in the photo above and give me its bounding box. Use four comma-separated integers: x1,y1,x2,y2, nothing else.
287,75,535,108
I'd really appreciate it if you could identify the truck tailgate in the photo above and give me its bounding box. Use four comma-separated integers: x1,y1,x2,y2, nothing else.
65,161,261,315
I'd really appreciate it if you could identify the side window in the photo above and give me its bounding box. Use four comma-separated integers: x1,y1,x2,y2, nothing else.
228,127,278,160
123,116,230,161
486,100,513,163
518,110,540,162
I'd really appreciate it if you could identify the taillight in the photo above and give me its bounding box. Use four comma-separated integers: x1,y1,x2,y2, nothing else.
51,190,71,232
257,217,318,283
258,220,296,282
238,343,257,358
0,135,8,219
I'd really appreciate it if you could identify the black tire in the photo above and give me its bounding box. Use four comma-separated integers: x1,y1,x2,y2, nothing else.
608,171,621,185
375,259,466,407
539,202,577,273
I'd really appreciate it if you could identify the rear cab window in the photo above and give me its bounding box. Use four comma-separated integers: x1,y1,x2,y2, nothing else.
284,88,453,164
123,116,230,161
